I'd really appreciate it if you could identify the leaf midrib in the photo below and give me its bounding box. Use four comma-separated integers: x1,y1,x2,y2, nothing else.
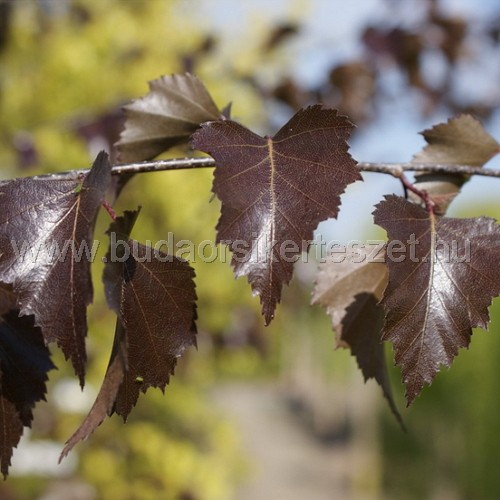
267,137,276,310
416,212,436,375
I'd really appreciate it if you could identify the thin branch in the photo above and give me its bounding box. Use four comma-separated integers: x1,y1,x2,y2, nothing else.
30,157,500,181
31,157,215,181
358,162,500,178
111,157,216,176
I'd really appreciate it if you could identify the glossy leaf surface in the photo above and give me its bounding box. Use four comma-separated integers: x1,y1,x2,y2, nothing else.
374,195,500,404
192,105,361,323
116,74,222,162
61,210,197,458
0,152,111,384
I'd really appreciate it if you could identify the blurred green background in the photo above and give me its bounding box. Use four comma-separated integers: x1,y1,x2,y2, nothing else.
1,1,500,499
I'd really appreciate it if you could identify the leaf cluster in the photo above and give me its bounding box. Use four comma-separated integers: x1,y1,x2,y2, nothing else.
0,73,499,477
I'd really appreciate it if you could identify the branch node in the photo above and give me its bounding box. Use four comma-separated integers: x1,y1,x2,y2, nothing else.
399,173,436,215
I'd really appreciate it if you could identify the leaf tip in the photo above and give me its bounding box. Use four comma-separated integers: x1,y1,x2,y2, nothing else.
58,448,69,464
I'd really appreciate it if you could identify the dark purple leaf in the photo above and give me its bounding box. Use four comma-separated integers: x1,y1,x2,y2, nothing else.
374,195,500,405
0,284,17,316
60,211,139,460
411,115,499,213
59,322,126,461
413,114,499,167
61,210,197,458
0,152,112,385
114,240,197,419
115,74,222,162
192,105,361,324
0,311,54,477
102,210,140,314
0,378,23,480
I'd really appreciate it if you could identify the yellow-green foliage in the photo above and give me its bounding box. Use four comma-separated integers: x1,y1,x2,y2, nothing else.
78,382,245,500
0,0,268,171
